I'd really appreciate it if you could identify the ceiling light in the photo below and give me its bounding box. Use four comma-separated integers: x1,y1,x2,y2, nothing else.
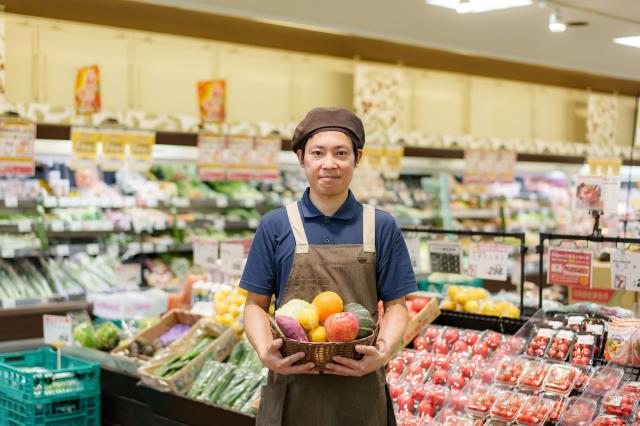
425,0,532,14
548,10,566,33
613,35,640,49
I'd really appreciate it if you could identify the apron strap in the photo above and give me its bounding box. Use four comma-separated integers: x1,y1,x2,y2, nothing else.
286,201,309,254
363,204,376,253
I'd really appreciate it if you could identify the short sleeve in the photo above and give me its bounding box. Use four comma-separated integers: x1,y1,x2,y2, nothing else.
376,214,418,301
240,220,276,296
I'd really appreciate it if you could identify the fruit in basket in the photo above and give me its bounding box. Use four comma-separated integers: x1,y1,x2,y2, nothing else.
309,325,327,342
344,303,374,338
298,306,320,331
275,315,309,342
325,312,359,342
276,299,315,323
312,291,344,323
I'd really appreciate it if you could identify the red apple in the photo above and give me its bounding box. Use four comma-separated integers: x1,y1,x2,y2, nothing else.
325,312,359,342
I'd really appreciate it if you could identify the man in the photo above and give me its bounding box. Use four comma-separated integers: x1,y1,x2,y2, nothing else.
241,107,418,426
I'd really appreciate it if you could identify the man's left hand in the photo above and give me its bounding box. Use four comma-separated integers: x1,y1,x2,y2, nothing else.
324,343,388,377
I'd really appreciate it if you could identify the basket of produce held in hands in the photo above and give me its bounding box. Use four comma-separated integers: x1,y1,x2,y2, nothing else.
270,291,380,370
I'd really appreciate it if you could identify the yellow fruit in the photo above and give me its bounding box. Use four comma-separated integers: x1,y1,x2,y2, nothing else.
298,306,319,331
268,304,275,316
447,285,460,300
309,326,327,342
230,306,242,318
464,300,480,313
215,300,229,315
214,292,226,302
220,313,235,326
238,288,248,295
441,299,456,310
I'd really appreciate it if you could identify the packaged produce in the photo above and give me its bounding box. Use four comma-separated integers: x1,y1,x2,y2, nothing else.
404,358,432,385
621,381,640,397
156,335,216,377
490,389,527,421
565,315,587,332
583,317,606,356
480,330,502,351
430,366,449,386
515,395,553,426
518,361,549,391
466,385,498,416
570,332,596,365
433,337,451,355
422,383,449,408
591,414,626,426
546,328,576,361
601,391,638,419
572,365,593,392
557,397,597,426
494,335,525,357
546,315,567,330
545,394,567,424
526,327,555,357
495,356,530,386
604,324,634,364
543,363,577,395
584,365,624,397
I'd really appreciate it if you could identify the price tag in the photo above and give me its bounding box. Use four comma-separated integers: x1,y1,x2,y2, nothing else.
220,242,245,275
155,243,168,253
54,245,70,256
538,328,556,339
17,220,31,232
43,315,73,345
468,243,509,281
214,218,225,231
547,320,564,330
50,221,65,232
193,237,219,270
86,244,100,255
4,196,18,208
216,197,229,208
244,199,256,208
43,196,57,208
1,248,15,258
405,237,421,271
69,222,83,232
116,264,141,289
428,242,462,274
248,218,259,229
577,334,595,345
3,299,16,309
173,198,190,208
142,242,154,253
585,324,604,336
610,249,640,292
556,330,575,340
567,315,585,326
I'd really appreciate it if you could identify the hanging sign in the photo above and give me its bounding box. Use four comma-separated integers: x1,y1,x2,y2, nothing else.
547,248,593,288
382,145,404,179
100,129,127,171
197,80,226,124
610,249,640,292
127,131,155,171
464,149,515,184
75,65,101,114
219,242,245,275
254,136,281,182
588,158,622,176
193,237,219,270
116,264,141,289
0,118,35,176
428,242,462,274
197,132,226,181
468,243,509,281
226,136,254,180
574,175,620,215
361,145,384,171
70,127,99,169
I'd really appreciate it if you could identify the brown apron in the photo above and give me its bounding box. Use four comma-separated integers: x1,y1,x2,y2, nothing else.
256,202,397,426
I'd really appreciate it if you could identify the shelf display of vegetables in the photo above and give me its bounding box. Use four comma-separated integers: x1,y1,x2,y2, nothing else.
156,335,216,378
73,321,120,351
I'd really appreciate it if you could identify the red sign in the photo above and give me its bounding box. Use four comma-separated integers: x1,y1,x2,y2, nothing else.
547,248,593,288
570,288,615,304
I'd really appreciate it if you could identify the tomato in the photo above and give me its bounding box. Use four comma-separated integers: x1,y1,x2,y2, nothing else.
463,330,480,345
417,400,435,417
433,338,450,355
397,393,414,412
412,297,429,313
413,336,429,351
424,326,441,342
472,342,489,358
448,372,466,390
387,359,405,374
543,364,577,394
389,382,404,398
602,392,637,418
431,368,449,386
516,395,552,426
444,328,460,344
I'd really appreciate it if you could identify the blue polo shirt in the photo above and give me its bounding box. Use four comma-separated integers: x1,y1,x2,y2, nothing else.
240,188,418,308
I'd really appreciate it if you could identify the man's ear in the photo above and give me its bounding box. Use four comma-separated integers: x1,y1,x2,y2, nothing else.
295,149,304,167
355,148,363,166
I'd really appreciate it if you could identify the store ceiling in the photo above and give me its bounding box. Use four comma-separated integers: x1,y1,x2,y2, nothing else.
138,0,640,82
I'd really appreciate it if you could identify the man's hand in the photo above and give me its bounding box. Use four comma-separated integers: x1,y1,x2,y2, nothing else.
324,343,388,377
259,338,318,376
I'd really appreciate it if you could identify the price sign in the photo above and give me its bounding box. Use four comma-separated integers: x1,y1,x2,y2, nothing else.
4,195,18,208
116,264,141,289
70,127,99,170
193,237,219,270
54,245,70,256
197,132,226,181
127,131,155,172
405,237,421,271
220,242,245,275
86,244,100,255
574,175,620,215
17,220,31,232
468,243,509,281
547,248,593,288
43,315,73,345
100,129,127,171
69,222,83,232
610,249,640,292
50,221,65,232
254,137,281,182
428,242,462,274
226,136,254,180
0,118,36,177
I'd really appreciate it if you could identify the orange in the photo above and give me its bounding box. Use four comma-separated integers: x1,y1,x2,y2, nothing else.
312,291,343,323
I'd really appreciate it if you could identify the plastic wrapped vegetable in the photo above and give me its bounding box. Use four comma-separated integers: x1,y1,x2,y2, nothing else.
188,359,224,399
216,368,257,407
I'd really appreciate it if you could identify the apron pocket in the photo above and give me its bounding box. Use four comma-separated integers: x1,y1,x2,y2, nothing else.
256,383,287,426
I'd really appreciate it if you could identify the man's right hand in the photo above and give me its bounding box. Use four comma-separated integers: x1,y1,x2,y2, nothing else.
260,338,318,375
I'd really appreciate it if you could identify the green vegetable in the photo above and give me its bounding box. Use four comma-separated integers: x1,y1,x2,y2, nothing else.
73,322,99,349
96,322,119,351
156,335,214,378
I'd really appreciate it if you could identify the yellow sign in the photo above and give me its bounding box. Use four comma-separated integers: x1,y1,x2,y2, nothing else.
70,127,99,169
382,145,404,179
75,65,101,115
127,131,155,172
197,80,226,124
587,158,622,176
361,145,383,171
100,129,127,171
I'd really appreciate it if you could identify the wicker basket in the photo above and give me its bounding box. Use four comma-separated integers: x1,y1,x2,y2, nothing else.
270,315,380,370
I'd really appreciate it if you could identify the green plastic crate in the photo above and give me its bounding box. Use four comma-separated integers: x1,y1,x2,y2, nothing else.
0,348,100,426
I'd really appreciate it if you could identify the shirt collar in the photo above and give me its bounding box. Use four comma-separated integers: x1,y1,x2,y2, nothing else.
301,188,359,221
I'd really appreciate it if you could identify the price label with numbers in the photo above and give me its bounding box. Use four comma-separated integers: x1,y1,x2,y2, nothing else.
468,243,509,281
405,237,421,271
610,249,640,292
428,242,462,274
220,242,245,275
193,237,219,270
43,315,73,345
116,264,141,289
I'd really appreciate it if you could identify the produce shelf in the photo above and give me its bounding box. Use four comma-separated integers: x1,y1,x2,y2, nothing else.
434,309,526,335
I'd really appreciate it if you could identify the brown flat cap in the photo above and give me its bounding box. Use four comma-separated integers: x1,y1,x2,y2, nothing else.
291,107,365,152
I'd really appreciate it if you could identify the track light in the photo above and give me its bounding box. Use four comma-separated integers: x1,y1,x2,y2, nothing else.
548,10,566,33
456,0,473,14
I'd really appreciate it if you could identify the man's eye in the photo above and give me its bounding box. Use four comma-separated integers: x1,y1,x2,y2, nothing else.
311,151,322,156
337,151,348,156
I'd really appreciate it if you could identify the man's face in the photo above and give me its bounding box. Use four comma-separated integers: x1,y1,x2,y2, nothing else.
296,131,361,197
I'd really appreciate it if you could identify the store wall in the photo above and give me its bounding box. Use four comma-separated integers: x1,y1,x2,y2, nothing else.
5,13,637,146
